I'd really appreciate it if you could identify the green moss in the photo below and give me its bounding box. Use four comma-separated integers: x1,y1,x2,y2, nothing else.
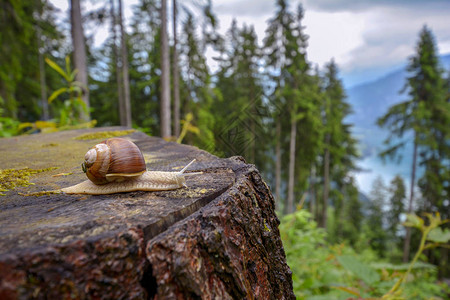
74,129,136,140
0,167,59,196
18,190,62,197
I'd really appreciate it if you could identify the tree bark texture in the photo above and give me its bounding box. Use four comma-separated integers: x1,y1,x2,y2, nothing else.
160,0,171,138
275,120,281,210
37,27,49,120
403,137,417,262
0,127,294,299
70,0,90,121
172,0,181,138
321,134,330,229
309,165,316,216
287,116,297,214
118,0,132,128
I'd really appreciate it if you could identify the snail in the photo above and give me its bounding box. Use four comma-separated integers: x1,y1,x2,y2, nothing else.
61,138,201,195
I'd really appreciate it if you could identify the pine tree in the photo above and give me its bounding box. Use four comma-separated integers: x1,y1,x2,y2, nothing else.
264,1,322,214
126,0,161,134
214,21,265,165
387,175,406,260
319,60,358,229
263,0,292,210
0,0,62,120
180,12,216,150
341,177,362,247
377,25,448,261
108,0,123,125
367,176,387,258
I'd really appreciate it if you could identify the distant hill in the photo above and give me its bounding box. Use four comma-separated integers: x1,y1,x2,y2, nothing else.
345,54,450,192
346,54,450,156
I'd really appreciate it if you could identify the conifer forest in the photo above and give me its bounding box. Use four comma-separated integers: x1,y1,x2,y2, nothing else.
1,0,449,298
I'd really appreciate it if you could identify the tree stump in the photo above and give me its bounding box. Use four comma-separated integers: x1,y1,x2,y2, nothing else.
0,127,294,299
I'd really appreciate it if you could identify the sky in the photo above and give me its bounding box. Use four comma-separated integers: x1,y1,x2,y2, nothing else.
51,0,450,87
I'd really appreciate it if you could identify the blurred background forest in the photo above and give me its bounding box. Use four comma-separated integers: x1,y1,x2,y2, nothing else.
1,0,449,298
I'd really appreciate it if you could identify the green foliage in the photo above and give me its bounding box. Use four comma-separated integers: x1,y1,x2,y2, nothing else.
383,212,450,299
366,176,388,258
317,60,359,229
280,209,449,299
180,11,217,151
177,113,199,144
336,255,380,285
45,56,88,126
387,176,406,245
378,26,449,222
214,20,266,165
0,0,63,120
377,25,449,277
0,116,21,137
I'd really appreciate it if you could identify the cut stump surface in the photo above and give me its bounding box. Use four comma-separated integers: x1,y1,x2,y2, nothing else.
0,127,294,299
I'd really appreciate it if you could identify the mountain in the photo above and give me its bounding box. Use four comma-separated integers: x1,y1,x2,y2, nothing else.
347,53,450,126
344,54,450,192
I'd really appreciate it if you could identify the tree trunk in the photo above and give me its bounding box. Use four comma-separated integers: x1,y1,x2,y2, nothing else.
160,0,171,138
110,0,124,125
118,0,132,128
70,0,90,121
321,134,330,229
0,128,295,299
403,136,418,262
37,27,49,120
287,116,297,214
275,120,281,210
249,84,256,164
309,165,315,216
172,0,180,137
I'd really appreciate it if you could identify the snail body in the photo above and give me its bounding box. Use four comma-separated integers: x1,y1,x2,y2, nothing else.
62,138,200,195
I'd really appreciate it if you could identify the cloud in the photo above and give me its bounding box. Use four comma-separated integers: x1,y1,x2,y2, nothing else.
212,0,450,86
341,5,450,73
214,0,276,17
304,10,367,68
303,0,450,12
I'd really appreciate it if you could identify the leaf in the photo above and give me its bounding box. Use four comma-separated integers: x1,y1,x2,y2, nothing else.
48,87,67,103
65,56,72,75
186,124,200,135
427,227,450,243
403,214,424,230
68,85,82,95
336,255,380,285
75,97,88,113
45,57,70,82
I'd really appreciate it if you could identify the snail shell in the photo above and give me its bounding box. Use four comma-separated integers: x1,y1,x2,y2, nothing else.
61,138,201,194
82,138,146,184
